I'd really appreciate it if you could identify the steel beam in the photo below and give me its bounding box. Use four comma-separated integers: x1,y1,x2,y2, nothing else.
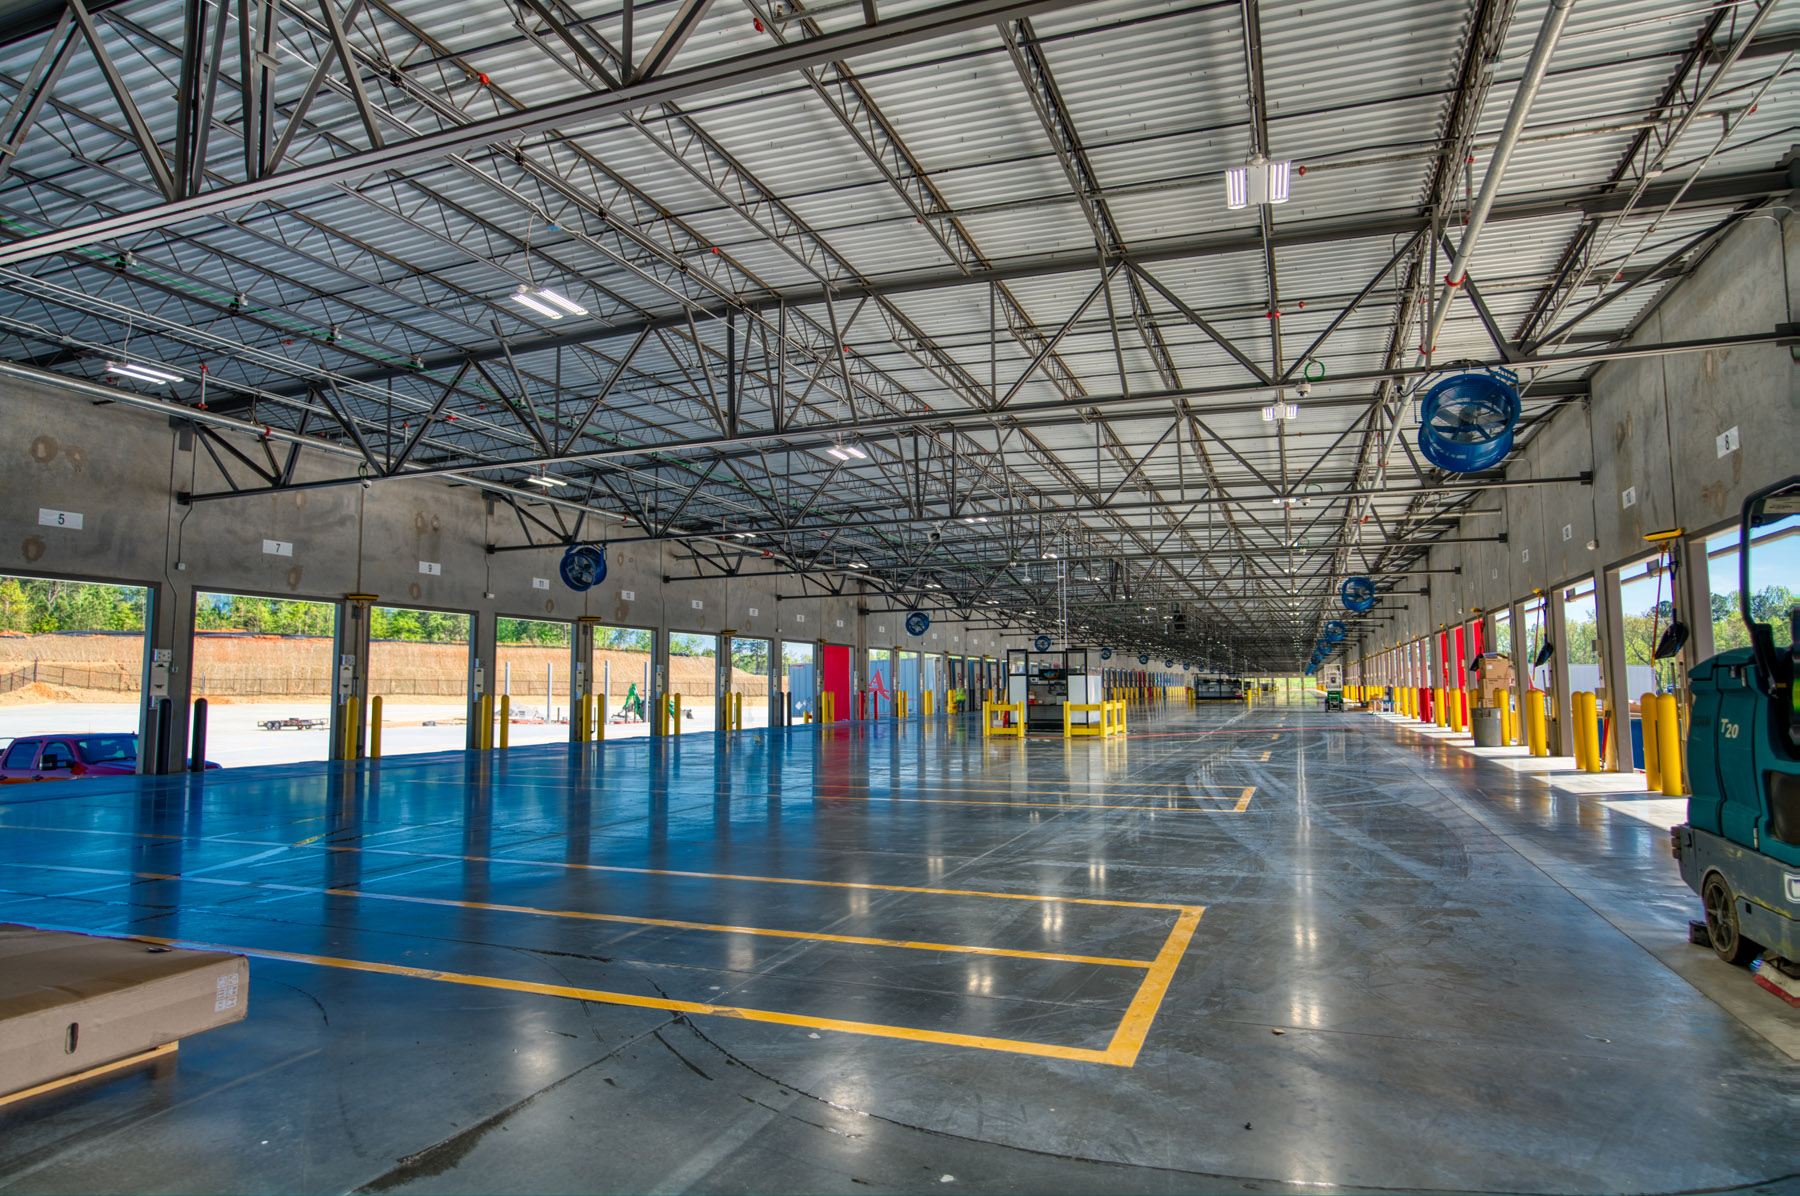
0,0,1101,267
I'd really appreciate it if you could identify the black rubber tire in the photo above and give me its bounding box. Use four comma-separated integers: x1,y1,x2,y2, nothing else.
1701,872,1761,966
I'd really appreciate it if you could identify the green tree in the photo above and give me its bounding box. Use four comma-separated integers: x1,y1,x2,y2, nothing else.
0,578,28,632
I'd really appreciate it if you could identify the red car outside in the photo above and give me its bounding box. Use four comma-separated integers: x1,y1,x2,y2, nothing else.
0,734,219,781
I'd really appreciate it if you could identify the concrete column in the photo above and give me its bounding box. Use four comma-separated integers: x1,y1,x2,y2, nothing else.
1597,564,1631,771
139,580,195,775
468,608,496,750
854,600,868,707
573,618,598,743
767,639,781,727
1509,598,1531,743
1677,534,1714,699
1548,586,1574,757
330,593,376,762
717,630,734,733
650,625,669,735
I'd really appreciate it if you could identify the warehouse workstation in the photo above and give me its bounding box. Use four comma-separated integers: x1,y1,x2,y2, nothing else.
1,0,1797,1192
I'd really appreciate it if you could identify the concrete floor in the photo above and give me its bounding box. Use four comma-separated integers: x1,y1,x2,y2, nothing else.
0,696,1795,1195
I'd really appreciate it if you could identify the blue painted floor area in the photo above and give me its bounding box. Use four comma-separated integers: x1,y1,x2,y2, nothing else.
1,700,1795,1195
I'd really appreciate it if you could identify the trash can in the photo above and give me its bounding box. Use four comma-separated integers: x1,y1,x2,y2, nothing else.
1470,706,1504,747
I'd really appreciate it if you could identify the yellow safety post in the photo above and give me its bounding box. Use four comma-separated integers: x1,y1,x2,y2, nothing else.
499,695,511,749
1500,697,1514,746
1655,693,1683,795
897,691,908,719
342,695,360,760
1571,692,1589,769
1640,693,1661,790
477,694,492,750
983,700,1025,738
1063,702,1106,738
923,690,935,717
1577,692,1603,772
369,695,383,759
1526,691,1547,757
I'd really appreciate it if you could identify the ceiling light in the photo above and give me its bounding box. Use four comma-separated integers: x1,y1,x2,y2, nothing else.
511,287,563,319
850,560,867,569
107,361,181,385
1261,403,1299,422
524,472,569,487
841,443,867,459
827,447,851,460
533,288,587,316
1224,157,1291,210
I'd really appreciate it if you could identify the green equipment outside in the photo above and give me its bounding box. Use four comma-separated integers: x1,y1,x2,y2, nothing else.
620,682,646,721
1673,475,1800,982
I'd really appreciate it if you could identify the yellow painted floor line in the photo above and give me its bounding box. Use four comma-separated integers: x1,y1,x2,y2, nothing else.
819,788,1255,814
0,827,1194,910
1104,907,1205,1066
95,867,1152,969
338,850,1205,909
134,934,1195,1066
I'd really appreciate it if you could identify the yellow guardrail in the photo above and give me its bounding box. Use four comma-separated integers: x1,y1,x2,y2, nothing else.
983,700,1024,738
1063,702,1105,738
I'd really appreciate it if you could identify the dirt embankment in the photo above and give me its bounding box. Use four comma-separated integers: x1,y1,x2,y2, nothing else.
0,634,764,702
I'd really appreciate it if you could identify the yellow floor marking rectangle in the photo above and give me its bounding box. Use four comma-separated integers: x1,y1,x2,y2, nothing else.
817,787,1255,814
133,907,1204,1066
102,867,1152,969
0,825,1195,910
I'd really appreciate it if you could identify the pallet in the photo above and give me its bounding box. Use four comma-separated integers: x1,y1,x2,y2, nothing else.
0,1041,178,1109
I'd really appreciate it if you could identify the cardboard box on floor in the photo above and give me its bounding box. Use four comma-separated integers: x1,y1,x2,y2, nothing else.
0,925,247,1099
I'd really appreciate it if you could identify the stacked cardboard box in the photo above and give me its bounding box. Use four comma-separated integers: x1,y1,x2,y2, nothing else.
0,925,247,1101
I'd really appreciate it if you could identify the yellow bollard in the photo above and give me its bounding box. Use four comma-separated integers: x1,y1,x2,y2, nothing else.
898,691,908,719
1640,693,1661,790
923,690,934,717
1571,692,1590,769
1526,690,1547,757
672,694,682,735
1433,687,1445,726
370,695,383,759
342,695,360,760
1655,693,1683,796
1577,692,1603,772
499,695,510,749
477,694,492,750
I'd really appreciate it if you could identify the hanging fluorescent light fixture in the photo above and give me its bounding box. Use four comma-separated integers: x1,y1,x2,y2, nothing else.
1261,403,1299,422
511,287,563,318
533,288,587,316
823,440,867,462
523,472,569,487
107,361,181,385
1224,156,1292,210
